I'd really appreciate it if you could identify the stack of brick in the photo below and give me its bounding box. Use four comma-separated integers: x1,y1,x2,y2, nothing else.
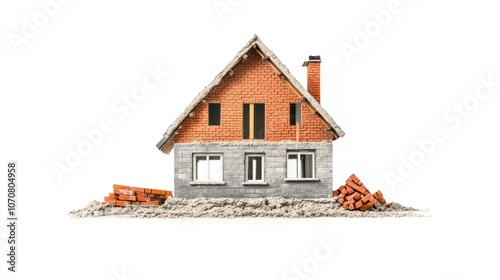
332,174,387,211
102,184,173,207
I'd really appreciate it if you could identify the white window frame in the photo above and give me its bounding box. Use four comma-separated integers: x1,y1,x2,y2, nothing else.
286,151,316,179
192,154,223,182
245,154,265,182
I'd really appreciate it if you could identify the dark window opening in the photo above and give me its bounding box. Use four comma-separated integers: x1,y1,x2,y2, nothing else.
290,103,301,125
208,103,221,125
243,104,249,139
243,103,265,139
254,104,265,139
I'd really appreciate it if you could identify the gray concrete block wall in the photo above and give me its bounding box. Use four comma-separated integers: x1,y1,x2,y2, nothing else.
173,142,333,199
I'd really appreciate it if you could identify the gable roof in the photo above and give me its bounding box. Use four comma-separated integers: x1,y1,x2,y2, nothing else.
157,35,345,154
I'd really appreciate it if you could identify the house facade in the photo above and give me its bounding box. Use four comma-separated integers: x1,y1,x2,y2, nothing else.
156,35,344,198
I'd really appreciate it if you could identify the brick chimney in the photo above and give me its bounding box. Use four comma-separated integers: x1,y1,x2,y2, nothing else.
302,55,321,103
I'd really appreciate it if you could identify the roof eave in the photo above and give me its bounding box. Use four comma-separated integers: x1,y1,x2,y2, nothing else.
157,35,345,153
160,35,262,144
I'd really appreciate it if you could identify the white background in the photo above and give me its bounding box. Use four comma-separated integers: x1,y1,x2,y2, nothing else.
1,0,499,279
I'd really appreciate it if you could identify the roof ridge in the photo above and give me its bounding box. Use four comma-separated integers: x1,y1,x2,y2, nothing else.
157,35,344,154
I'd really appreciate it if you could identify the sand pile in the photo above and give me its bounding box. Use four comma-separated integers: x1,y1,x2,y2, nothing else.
69,196,423,218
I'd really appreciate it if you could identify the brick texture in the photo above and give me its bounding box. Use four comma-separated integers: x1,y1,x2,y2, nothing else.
102,184,173,207
332,174,389,211
174,50,331,143
113,184,130,190
306,61,321,104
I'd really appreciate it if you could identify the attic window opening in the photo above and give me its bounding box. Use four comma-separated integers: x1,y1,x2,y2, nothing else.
290,103,301,125
243,103,265,139
208,103,221,125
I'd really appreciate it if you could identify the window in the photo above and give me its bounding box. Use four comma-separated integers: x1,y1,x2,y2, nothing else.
290,103,301,125
245,154,264,182
287,152,315,179
243,103,265,139
208,103,221,125
193,154,223,181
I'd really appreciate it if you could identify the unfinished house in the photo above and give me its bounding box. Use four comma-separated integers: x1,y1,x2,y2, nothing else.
156,35,345,198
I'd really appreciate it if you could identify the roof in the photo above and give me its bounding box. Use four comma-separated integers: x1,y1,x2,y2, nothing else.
157,34,345,154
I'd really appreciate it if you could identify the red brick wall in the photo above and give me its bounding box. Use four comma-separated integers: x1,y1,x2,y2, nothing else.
174,50,332,143
307,61,321,104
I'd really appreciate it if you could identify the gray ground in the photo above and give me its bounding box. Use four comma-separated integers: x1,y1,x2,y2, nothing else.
69,196,426,218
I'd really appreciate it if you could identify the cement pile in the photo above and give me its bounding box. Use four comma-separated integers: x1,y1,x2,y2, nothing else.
69,197,424,218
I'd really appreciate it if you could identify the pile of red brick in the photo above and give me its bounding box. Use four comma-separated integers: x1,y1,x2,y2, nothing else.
332,174,387,211
102,184,173,207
